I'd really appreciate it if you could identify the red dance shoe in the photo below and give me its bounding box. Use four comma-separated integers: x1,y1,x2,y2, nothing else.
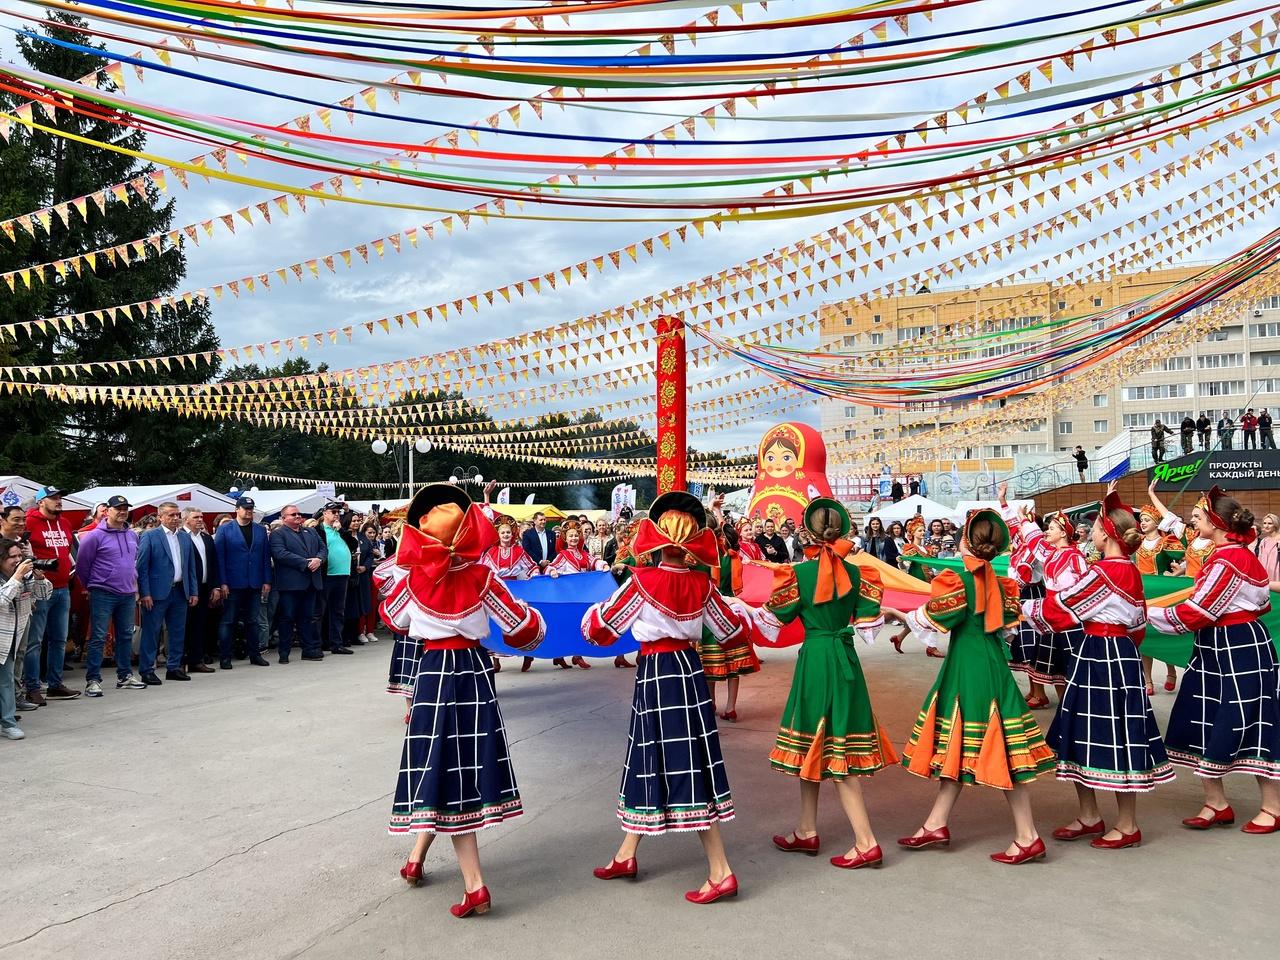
521,657,534,672
403,711,410,725
572,656,592,669
830,845,883,870
1164,675,1177,692
719,710,738,723
1182,805,1235,829
684,874,738,904
553,658,573,670
492,657,502,673
1024,694,1051,711
1090,829,1141,849
1051,820,1105,842
773,832,820,855
1241,809,1280,835
593,857,638,880
614,655,635,668
897,826,950,850
449,886,491,918
989,837,1046,865
925,646,945,659
1144,681,1155,696
889,631,907,654
399,860,424,886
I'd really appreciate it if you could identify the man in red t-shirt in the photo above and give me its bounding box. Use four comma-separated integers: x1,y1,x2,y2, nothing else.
22,487,80,703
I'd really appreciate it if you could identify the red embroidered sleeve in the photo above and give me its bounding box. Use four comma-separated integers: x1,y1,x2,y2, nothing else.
582,578,643,647
703,583,750,654
483,574,546,650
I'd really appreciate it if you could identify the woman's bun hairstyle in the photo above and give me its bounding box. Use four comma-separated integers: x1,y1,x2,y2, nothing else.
1211,492,1255,535
807,505,845,543
965,515,1002,561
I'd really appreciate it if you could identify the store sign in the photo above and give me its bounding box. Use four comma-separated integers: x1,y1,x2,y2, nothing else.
1149,449,1280,491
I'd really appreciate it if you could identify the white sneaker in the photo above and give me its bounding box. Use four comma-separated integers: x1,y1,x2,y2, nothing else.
85,680,103,698
1,726,24,740
365,633,378,644
116,674,146,690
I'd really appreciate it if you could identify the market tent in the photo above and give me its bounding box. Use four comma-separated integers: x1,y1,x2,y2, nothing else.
488,503,569,523
241,489,330,522
0,476,94,510
866,495,961,526
71,483,238,523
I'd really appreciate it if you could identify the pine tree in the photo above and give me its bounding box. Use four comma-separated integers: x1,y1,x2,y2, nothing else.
0,12,221,489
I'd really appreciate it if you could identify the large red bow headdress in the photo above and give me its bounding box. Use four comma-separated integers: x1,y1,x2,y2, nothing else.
396,484,497,609
631,490,718,569
1196,485,1255,544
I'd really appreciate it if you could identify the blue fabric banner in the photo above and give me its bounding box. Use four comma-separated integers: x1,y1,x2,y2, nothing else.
487,571,637,658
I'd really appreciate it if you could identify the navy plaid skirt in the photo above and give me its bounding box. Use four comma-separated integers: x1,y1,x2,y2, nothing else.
1027,625,1083,685
386,632,419,698
389,647,523,835
1048,632,1175,792
1165,620,1280,780
617,647,735,834
1009,581,1045,670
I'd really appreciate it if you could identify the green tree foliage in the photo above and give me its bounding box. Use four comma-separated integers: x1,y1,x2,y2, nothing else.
0,12,220,488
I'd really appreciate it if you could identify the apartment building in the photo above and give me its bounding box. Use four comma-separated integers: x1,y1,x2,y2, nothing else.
818,265,1280,459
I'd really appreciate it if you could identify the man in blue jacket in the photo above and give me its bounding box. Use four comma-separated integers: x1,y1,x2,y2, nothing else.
269,504,327,662
520,511,557,572
215,496,273,670
135,501,198,683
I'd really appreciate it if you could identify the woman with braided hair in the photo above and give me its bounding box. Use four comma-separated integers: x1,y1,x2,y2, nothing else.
1148,486,1280,834
755,498,896,870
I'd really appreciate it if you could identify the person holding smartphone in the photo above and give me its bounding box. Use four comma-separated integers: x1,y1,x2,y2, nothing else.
0,538,52,739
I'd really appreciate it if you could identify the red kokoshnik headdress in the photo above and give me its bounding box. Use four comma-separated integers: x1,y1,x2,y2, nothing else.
1196,485,1255,545
1048,510,1077,542
1101,490,1141,555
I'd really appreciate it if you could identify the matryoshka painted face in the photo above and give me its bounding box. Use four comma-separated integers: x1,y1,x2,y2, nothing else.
762,440,799,479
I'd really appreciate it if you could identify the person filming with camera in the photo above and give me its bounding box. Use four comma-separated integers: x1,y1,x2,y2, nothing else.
0,537,53,740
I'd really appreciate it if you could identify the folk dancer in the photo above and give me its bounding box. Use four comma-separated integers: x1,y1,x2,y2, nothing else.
1147,486,1280,835
888,509,1056,865
380,484,546,917
756,499,898,870
583,492,753,904
998,483,1088,710
480,513,541,673
1021,482,1174,849
1134,503,1181,696
548,519,619,669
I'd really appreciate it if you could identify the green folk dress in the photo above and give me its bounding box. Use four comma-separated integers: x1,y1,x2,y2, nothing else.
901,567,1056,788
757,559,899,780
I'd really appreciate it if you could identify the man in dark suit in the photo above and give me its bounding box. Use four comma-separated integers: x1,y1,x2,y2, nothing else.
179,507,221,673
269,504,327,662
520,511,557,571
214,496,272,670
135,501,199,684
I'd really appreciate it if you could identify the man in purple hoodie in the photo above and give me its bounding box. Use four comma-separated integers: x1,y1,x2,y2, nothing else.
76,496,141,697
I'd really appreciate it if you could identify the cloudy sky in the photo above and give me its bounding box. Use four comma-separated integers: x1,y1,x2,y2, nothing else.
1,0,1272,477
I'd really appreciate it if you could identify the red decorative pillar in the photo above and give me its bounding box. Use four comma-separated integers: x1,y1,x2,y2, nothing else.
654,314,687,494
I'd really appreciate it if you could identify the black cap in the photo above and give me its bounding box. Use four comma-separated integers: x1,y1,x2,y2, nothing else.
106,495,131,509
235,496,256,509
647,491,706,530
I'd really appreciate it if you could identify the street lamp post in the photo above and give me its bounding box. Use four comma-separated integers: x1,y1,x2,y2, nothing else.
372,438,434,498
448,465,485,488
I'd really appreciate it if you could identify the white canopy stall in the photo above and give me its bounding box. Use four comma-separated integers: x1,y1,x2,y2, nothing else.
71,483,238,522
865,494,962,527
0,476,94,510
240,489,332,522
